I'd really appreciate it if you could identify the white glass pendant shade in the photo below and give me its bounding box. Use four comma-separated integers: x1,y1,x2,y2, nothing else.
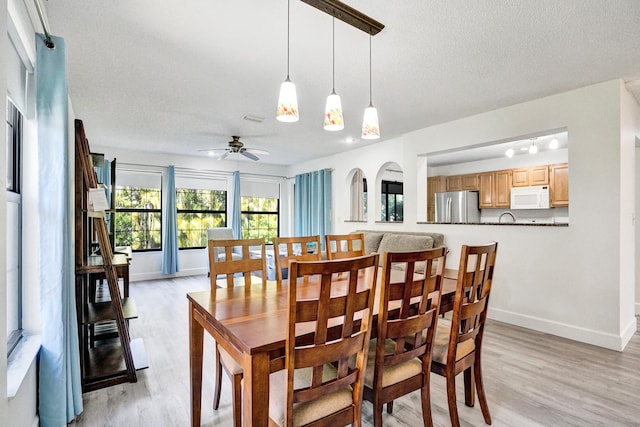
528,143,538,154
505,147,514,158
549,137,559,149
361,105,380,139
324,92,344,131
276,79,299,122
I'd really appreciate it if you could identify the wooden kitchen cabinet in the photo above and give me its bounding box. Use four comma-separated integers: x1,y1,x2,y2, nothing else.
494,169,512,207
512,166,549,187
427,176,446,221
530,165,549,185
550,163,568,206
478,172,495,208
461,173,479,190
446,175,462,191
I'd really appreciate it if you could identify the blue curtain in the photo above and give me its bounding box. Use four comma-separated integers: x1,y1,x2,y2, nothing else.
232,170,242,238
36,33,83,425
294,169,332,248
162,165,179,274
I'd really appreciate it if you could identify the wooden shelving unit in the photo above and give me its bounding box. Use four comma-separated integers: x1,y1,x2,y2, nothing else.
74,119,147,392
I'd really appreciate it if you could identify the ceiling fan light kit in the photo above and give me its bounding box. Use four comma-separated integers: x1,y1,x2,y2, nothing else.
200,136,269,162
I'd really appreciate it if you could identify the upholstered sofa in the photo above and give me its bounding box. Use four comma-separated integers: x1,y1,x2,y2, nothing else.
352,229,445,273
353,229,445,255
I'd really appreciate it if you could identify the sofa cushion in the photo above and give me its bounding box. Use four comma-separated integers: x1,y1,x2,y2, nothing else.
377,233,434,255
377,233,435,272
362,232,385,254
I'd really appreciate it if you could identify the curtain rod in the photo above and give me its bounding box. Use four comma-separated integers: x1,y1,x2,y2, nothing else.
116,161,286,180
34,0,55,49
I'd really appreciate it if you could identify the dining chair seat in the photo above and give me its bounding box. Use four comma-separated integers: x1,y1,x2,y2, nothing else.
363,339,422,388
218,345,243,375
269,365,353,427
431,320,476,364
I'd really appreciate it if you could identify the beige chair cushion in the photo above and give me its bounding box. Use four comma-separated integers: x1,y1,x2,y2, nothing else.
431,319,476,364
269,364,353,427
218,345,243,375
364,339,422,388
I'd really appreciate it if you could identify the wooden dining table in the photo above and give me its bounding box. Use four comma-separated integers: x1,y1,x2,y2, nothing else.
187,267,458,426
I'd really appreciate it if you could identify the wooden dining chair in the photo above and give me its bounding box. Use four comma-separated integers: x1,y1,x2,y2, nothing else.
268,254,379,427
325,233,365,260
363,247,447,427
430,242,498,427
272,235,322,282
207,237,268,427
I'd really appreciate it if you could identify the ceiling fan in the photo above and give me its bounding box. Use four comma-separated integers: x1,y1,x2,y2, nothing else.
200,136,269,161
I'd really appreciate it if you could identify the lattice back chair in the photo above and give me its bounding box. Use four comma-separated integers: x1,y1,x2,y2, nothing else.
325,233,365,260
207,237,267,427
363,247,446,427
430,242,498,427
205,227,236,277
273,235,322,283
268,254,379,427
207,237,267,289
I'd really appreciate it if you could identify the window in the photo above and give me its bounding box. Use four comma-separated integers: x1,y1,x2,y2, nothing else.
381,180,403,222
6,99,21,193
115,178,162,251
6,99,23,354
177,188,227,249
241,197,279,243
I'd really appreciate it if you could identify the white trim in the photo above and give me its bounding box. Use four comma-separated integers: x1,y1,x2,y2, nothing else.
635,302,640,316
7,334,41,398
31,415,39,427
130,267,207,282
488,307,631,352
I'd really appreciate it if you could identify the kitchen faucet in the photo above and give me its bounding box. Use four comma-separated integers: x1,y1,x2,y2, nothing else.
498,210,516,223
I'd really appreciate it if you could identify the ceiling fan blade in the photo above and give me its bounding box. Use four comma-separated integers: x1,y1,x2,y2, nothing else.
246,148,270,155
216,151,229,160
241,151,260,161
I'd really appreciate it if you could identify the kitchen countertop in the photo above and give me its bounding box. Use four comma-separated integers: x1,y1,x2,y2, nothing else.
418,221,569,227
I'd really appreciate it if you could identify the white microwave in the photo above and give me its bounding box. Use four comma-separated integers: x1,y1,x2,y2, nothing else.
510,185,550,209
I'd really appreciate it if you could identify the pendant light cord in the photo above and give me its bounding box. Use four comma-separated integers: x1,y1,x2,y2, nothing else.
286,0,291,80
331,17,336,94
368,33,373,106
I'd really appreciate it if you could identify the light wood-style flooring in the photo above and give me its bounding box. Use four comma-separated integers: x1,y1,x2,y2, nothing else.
70,275,640,427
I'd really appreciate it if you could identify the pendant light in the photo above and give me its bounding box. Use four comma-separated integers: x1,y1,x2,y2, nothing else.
324,17,344,131
361,33,380,139
276,0,299,122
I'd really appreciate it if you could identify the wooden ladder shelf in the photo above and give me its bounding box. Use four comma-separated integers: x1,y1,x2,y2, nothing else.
74,119,146,391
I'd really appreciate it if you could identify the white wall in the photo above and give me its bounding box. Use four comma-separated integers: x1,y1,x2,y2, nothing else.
288,79,639,351
2,0,42,425
92,144,289,281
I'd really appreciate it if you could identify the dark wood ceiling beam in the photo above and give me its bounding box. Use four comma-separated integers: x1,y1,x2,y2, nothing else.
300,0,384,35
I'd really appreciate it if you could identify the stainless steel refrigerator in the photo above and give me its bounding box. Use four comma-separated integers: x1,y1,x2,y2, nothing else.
435,190,480,223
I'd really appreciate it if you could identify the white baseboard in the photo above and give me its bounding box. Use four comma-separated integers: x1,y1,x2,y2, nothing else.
130,267,207,282
488,307,632,352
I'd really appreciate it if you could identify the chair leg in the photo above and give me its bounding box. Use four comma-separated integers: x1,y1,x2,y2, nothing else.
445,373,461,427
386,401,393,414
420,375,433,427
213,346,222,410
374,402,384,427
474,354,492,425
464,366,475,407
231,372,243,427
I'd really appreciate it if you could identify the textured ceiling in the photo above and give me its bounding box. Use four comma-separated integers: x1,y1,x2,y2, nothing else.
44,1,640,166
